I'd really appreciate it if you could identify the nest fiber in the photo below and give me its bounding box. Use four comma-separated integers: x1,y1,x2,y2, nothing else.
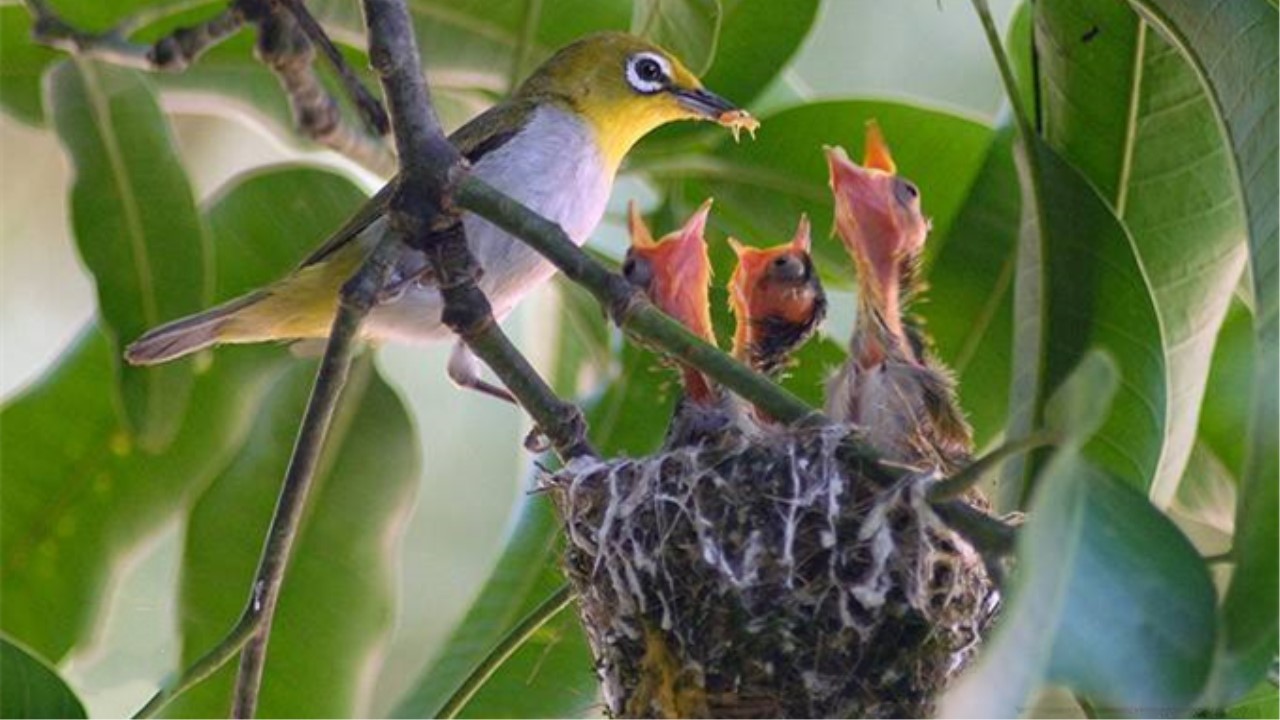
545,425,996,718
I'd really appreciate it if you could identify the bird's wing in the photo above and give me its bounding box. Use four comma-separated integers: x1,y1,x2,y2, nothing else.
297,99,538,270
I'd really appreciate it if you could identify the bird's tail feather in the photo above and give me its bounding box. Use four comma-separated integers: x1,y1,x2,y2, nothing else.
124,291,268,366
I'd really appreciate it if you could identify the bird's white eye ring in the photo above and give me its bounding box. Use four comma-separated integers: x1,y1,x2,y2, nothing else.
626,51,671,95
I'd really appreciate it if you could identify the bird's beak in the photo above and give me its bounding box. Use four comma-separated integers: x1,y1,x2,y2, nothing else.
862,120,897,174
824,144,900,309
672,86,738,119
628,199,715,344
790,214,812,252
665,197,716,295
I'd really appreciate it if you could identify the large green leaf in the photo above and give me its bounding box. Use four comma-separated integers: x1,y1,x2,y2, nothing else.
49,60,210,450
922,125,1018,446
1036,0,1248,507
0,326,291,662
0,166,364,664
668,0,819,110
163,356,419,717
1196,300,1255,480
1113,0,1279,702
0,636,88,719
0,7,60,125
1000,134,1166,508
941,352,1218,717
941,448,1218,717
389,497,591,719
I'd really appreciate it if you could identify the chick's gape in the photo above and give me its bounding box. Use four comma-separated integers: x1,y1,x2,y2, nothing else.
824,123,973,472
125,32,757,403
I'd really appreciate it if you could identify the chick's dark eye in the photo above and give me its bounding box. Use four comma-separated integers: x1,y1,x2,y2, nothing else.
893,178,920,207
623,254,653,288
769,254,807,282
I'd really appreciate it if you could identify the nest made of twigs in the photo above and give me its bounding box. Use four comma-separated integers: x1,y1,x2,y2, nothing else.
543,424,997,718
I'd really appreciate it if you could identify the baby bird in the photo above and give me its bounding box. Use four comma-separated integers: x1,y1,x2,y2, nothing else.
727,215,827,376
623,200,730,448
823,122,972,472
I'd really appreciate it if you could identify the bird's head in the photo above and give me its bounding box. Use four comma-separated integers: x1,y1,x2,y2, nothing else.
727,216,827,373
624,199,717,403
825,121,928,346
518,32,758,170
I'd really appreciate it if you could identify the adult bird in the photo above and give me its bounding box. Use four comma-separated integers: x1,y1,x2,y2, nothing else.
126,32,756,400
622,200,730,448
823,122,972,472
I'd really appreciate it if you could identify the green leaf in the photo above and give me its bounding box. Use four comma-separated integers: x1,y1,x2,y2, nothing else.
0,636,87,719
659,100,994,291
633,0,721,77
0,166,363,664
0,325,291,662
1000,135,1166,508
49,60,210,451
1035,0,1249,507
203,165,371,298
922,125,1018,446
1042,349,1121,445
0,7,60,125
1223,681,1280,719
163,356,419,717
941,419,1217,716
1168,442,1237,551
1196,300,1255,480
1111,0,1278,701
1118,0,1277,333
389,498,592,719
680,0,818,109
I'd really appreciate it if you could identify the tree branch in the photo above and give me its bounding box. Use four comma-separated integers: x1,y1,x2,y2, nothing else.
27,0,243,70
361,0,593,460
276,0,390,136
454,178,822,426
26,0,394,175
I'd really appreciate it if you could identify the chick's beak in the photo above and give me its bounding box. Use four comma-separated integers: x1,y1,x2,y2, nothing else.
824,145,900,309
630,200,715,344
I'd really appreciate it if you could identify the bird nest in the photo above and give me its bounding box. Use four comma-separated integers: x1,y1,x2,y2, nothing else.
542,424,997,718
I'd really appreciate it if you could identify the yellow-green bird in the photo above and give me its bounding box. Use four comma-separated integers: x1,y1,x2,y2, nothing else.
126,32,756,397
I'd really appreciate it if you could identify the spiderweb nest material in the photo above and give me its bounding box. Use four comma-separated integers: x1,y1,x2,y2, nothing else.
543,424,997,718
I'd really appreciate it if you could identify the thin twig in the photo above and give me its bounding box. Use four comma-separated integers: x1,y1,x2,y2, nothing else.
932,500,1019,559
454,177,822,426
438,584,576,718
131,239,404,719
226,237,403,719
276,0,390,135
240,0,395,175
927,431,1058,503
362,0,593,459
26,0,394,174
27,0,245,70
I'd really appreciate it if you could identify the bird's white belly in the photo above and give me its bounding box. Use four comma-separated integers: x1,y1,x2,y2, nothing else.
367,105,611,342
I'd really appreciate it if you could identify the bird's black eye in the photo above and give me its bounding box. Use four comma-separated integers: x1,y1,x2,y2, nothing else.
638,58,663,81
769,254,807,282
626,52,671,94
893,178,920,207
623,253,653,289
